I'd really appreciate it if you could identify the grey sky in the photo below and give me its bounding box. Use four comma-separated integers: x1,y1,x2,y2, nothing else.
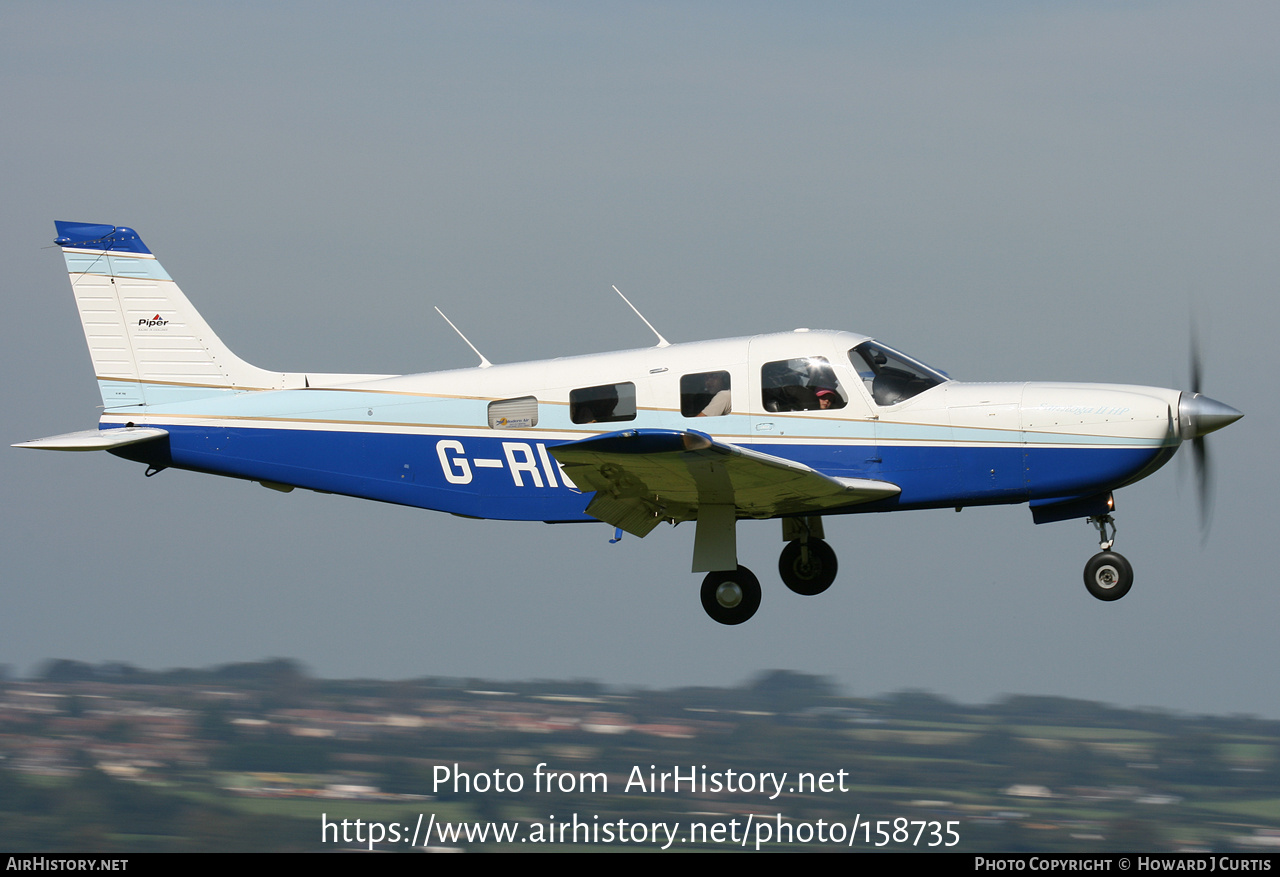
3,2,1276,717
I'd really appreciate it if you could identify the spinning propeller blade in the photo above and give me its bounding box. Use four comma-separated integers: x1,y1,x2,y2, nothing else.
1180,324,1242,535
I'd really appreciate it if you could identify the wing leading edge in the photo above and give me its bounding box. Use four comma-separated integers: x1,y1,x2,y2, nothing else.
550,428,899,537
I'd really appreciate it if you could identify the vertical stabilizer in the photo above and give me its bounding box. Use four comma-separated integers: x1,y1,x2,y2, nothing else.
54,221,290,408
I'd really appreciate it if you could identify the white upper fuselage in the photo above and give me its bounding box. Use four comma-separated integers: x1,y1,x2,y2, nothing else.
100,327,1180,446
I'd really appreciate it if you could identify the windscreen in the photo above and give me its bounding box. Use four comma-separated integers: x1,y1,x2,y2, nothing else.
849,341,949,406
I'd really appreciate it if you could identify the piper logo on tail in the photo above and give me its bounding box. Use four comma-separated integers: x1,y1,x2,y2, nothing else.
138,314,168,329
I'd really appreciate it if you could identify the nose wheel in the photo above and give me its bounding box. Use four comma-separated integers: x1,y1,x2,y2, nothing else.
701,567,762,625
1084,551,1133,601
1084,514,1133,601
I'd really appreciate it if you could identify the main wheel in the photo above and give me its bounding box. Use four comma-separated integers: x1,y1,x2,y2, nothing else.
700,567,762,625
1084,551,1133,601
778,539,838,596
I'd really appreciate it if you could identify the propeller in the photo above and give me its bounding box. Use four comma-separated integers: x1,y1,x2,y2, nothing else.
1179,325,1243,534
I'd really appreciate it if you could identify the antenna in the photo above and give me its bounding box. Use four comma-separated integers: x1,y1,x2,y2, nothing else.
613,285,670,348
434,307,492,368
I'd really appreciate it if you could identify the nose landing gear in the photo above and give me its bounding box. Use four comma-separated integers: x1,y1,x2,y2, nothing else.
1084,514,1133,601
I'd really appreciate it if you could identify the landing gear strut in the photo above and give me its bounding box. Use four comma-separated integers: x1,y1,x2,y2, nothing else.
778,516,838,596
694,516,838,623
1084,514,1133,601
700,567,761,625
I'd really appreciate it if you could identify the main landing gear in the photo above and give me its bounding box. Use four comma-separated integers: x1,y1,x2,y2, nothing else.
699,516,840,624
1083,513,1133,601
778,539,837,595
700,567,762,625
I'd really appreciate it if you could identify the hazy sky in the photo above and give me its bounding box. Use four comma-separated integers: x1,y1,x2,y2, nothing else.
3,2,1276,717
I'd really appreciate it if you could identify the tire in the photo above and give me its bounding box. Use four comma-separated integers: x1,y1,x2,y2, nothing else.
700,567,762,625
778,539,838,596
1084,551,1133,601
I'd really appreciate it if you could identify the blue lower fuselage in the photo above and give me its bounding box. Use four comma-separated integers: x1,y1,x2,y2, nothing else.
109,422,1175,523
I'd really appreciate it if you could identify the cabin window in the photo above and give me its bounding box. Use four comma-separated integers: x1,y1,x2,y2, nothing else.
570,382,636,424
760,357,847,412
848,342,947,406
681,370,732,417
488,396,539,429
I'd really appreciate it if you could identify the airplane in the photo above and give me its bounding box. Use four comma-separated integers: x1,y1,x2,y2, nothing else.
17,220,1243,625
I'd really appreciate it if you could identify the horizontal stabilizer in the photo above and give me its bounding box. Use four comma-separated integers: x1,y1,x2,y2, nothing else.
13,427,169,452
552,428,899,535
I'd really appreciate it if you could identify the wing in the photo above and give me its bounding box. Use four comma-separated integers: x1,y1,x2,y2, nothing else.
550,428,899,537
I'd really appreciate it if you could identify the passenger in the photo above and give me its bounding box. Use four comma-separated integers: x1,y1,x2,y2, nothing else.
697,372,731,417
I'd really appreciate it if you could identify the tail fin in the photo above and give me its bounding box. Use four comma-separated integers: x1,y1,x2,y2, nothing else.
54,220,293,408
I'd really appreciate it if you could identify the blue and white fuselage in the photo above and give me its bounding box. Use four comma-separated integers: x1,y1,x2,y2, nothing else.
93,338,1182,522
19,221,1241,623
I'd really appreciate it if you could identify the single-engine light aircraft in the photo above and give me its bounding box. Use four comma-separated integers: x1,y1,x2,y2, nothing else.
18,221,1243,624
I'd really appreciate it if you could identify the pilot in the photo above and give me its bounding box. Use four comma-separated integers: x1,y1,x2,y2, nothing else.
815,388,841,410
697,372,731,417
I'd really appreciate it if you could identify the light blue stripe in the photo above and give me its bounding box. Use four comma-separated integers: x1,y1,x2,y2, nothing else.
97,382,246,408
63,251,173,282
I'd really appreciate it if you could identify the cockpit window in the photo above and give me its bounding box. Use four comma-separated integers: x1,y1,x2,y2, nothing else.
849,342,948,406
761,357,847,412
